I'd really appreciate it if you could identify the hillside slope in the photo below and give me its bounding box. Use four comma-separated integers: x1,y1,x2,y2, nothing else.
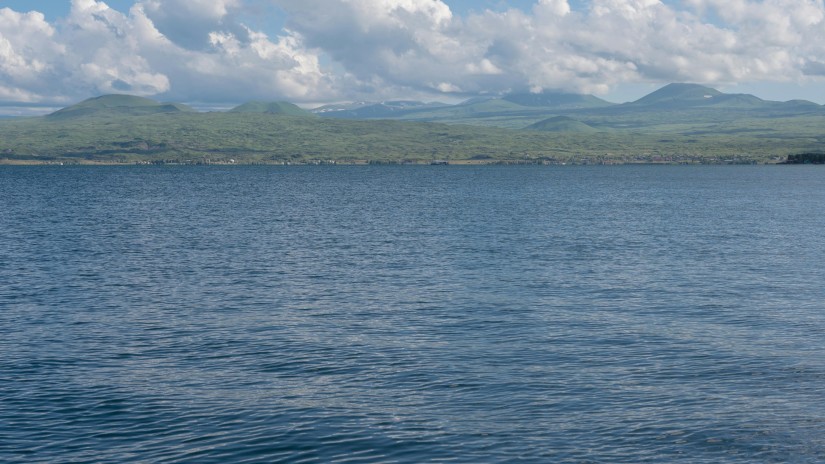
526,116,598,132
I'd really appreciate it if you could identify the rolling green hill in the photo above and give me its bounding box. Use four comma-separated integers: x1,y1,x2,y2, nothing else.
229,101,316,117
526,116,598,133
47,94,195,120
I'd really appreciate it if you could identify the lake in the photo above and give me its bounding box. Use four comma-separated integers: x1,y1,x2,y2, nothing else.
2,165,824,463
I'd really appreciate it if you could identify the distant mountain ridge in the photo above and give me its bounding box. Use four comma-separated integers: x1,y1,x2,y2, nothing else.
502,92,612,109
306,83,823,128
312,100,450,119
39,83,825,131
311,91,614,122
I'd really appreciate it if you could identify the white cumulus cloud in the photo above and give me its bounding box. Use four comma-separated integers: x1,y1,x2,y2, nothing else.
0,8,65,102
0,0,336,105
1,0,825,107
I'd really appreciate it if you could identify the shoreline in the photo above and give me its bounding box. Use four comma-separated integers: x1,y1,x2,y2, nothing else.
0,158,784,166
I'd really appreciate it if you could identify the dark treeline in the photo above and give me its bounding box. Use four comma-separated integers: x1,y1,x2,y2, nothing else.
785,153,825,164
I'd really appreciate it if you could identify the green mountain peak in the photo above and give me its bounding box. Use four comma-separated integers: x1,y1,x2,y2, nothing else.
47,94,195,119
632,83,723,105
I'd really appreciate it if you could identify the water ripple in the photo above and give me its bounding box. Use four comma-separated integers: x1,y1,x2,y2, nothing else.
2,165,825,463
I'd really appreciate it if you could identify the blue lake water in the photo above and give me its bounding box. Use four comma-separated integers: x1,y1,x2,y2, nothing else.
2,165,825,463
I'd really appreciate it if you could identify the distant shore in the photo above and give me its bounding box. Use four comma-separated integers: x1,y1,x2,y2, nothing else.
1,158,784,166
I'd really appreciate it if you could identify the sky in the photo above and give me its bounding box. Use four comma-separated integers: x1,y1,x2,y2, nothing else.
2,0,825,115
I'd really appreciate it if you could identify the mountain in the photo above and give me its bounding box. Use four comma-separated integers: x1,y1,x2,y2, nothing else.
47,94,195,119
503,91,613,109
630,83,722,105
526,116,598,132
624,83,775,109
229,101,316,117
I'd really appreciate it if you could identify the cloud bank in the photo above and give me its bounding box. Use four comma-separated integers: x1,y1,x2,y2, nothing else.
1,0,824,106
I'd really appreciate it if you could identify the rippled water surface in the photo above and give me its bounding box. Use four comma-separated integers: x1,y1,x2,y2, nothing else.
2,165,825,463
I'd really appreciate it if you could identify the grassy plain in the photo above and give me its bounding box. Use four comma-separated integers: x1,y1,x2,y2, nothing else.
0,111,820,165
